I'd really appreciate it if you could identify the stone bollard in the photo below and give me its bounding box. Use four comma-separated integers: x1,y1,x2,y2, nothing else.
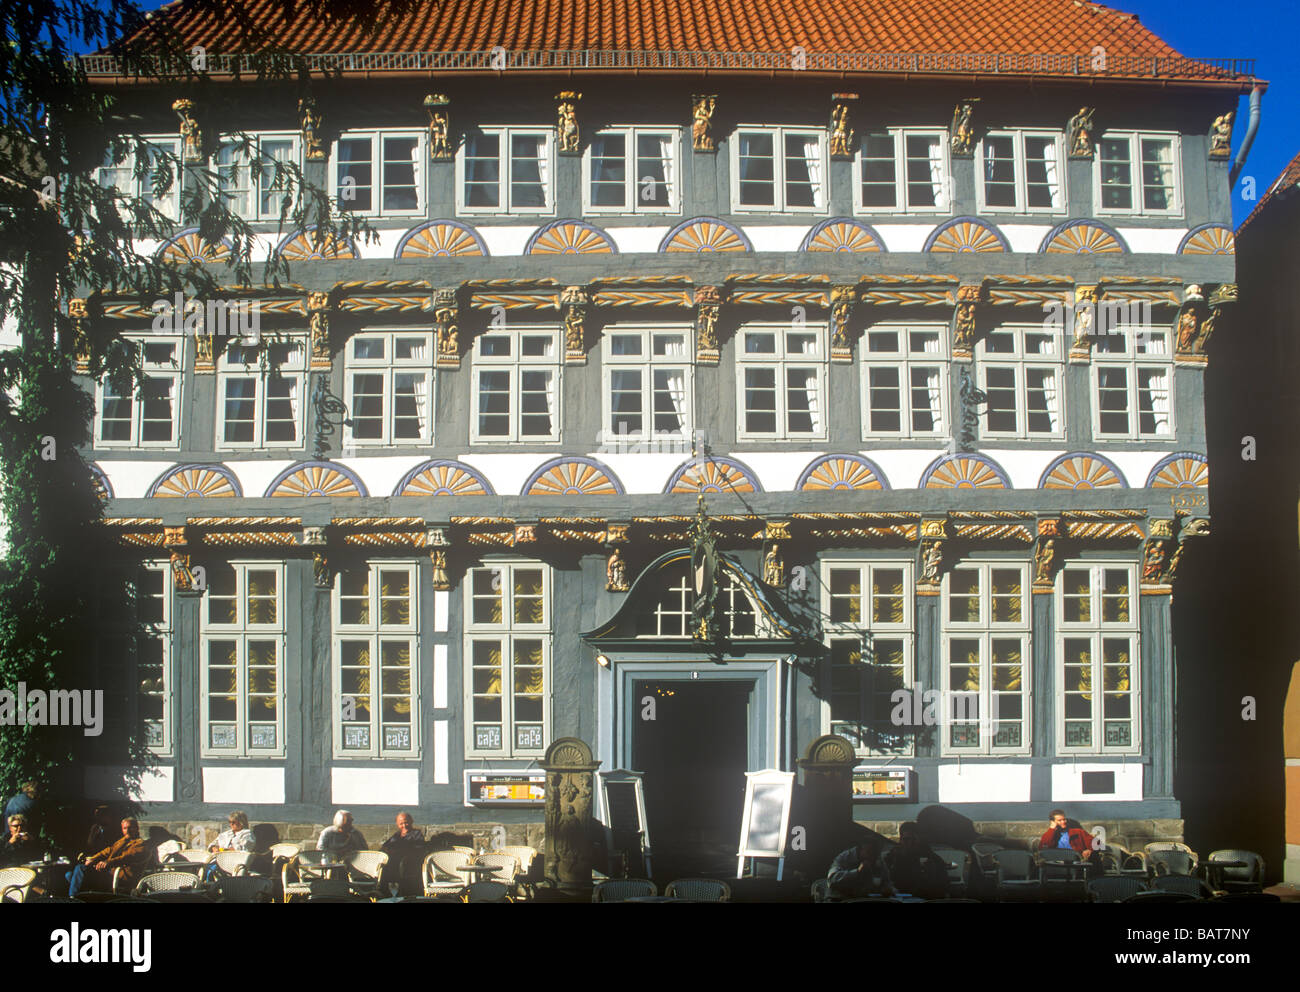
540,737,601,895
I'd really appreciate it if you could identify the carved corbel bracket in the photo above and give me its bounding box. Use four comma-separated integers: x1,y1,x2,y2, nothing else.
830,285,856,362
691,94,718,152
829,93,858,159
1033,518,1062,592
299,97,325,161
556,91,582,155
560,286,589,364
917,518,948,595
952,282,987,359
1069,284,1099,363
434,288,461,368
172,98,203,164
307,291,333,370
695,285,723,364
424,94,452,160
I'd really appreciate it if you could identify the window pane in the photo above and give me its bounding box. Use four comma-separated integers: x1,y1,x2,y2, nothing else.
1140,139,1174,211
867,367,901,432
222,378,257,443
635,132,671,206
984,367,1017,432
350,372,385,439
982,135,1016,207
861,133,897,207
519,370,554,436
465,133,501,208
610,368,643,435
1099,138,1132,210
738,132,775,205
381,136,419,211
477,370,511,436
336,137,373,212
510,134,547,208
783,133,818,207
744,367,777,433
828,568,862,623
1096,367,1130,434
905,134,943,208
265,378,298,442
948,569,980,623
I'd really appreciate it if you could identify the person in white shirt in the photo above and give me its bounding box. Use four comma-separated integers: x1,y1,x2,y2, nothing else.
209,811,253,852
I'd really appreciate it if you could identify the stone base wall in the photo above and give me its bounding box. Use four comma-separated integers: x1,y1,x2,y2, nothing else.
858,819,1185,852
147,820,546,853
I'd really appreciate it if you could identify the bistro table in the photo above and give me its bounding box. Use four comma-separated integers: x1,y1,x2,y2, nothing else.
458,863,503,882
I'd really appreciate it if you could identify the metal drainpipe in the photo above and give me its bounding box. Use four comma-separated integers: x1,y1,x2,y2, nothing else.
1229,85,1264,188
784,654,797,772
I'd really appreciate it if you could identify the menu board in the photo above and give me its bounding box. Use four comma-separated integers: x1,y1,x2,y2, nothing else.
737,769,795,859
852,766,913,802
464,770,546,807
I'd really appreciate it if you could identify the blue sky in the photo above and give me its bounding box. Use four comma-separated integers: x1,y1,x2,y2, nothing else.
1117,0,1295,225
119,0,1291,225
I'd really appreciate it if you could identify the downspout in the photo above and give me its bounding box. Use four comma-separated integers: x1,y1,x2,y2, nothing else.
784,654,797,772
1229,85,1264,187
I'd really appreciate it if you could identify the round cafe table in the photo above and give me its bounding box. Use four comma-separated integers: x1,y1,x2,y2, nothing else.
458,864,503,882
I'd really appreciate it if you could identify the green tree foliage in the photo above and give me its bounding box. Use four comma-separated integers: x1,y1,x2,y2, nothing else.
0,0,416,848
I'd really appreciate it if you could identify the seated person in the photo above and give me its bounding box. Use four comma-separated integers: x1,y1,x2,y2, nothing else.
317,810,368,857
884,822,949,900
1,814,41,867
379,811,426,896
204,810,254,881
66,817,151,897
1038,809,1093,858
827,840,893,899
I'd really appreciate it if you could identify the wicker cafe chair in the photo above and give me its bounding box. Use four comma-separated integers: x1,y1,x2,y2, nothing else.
1150,874,1214,900
990,850,1041,903
161,849,211,874
0,867,37,904
345,850,390,899
465,881,511,903
283,851,347,903
213,875,275,903
270,843,301,862
133,871,201,896
1206,850,1265,894
472,854,520,897
1086,875,1146,903
1144,842,1198,876
208,851,253,877
970,841,1004,876
592,878,657,903
664,878,731,902
496,846,540,898
423,851,472,897
930,848,971,899
154,839,183,861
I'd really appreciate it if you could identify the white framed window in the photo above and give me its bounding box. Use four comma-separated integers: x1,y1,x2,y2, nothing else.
977,325,1064,439
1056,562,1139,754
95,135,182,221
465,562,550,757
215,132,301,220
633,564,768,639
333,561,418,759
96,562,173,757
941,562,1031,755
343,331,433,446
1095,131,1181,216
821,561,913,756
201,562,285,757
731,126,827,212
584,127,681,213
853,129,950,214
331,129,424,216
471,326,560,443
861,323,948,439
602,326,692,445
458,127,554,214
736,323,827,440
217,338,306,449
976,130,1065,213
95,338,183,448
1091,323,1172,439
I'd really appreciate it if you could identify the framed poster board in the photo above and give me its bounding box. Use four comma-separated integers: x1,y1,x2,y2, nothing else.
736,769,795,879
852,766,913,802
464,770,546,808
599,770,651,875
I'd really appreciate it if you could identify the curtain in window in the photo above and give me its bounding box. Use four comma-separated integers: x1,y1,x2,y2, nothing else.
927,137,946,206
1072,650,1093,701
657,135,674,195
663,368,686,434
872,573,904,623
1141,368,1171,431
513,643,545,693
542,371,556,430
1144,140,1174,209
382,642,411,716
957,646,980,693
802,136,822,206
1039,369,1059,432
1104,646,1130,697
992,645,1022,691
479,644,503,695
534,137,549,193
1041,139,1061,208
923,368,942,427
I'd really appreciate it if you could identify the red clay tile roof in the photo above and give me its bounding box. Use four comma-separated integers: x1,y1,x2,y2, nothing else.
1237,148,1300,235
102,0,1254,83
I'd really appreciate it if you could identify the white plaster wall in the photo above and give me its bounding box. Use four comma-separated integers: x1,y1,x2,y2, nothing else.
330,767,419,805
433,591,448,634
985,448,1067,490
1116,227,1186,254
99,460,175,499
355,228,404,259
607,227,671,254
202,766,285,804
457,452,561,497
434,721,450,784
999,224,1053,254
83,765,174,803
334,455,423,499
865,449,949,491
476,226,537,257
937,763,1032,803
227,460,294,500
433,643,448,709
732,451,822,493
871,224,935,253
589,451,686,495
1099,450,1169,490
744,225,814,253
1050,762,1143,802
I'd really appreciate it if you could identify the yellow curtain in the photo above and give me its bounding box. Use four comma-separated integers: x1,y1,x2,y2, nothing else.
954,646,980,692
992,645,1022,691
1105,648,1130,697
514,642,544,694
246,571,276,624
383,643,411,715
991,571,1022,623
1070,649,1093,701
479,644,503,695
380,573,410,625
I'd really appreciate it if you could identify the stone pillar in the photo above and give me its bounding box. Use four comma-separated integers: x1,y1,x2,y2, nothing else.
796,734,858,871
541,737,601,893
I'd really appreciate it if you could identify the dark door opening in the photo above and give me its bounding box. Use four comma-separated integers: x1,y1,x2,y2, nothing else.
632,679,750,878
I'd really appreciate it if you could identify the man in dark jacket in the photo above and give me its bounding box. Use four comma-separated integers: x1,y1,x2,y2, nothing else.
1038,809,1094,858
884,822,949,899
379,811,426,896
